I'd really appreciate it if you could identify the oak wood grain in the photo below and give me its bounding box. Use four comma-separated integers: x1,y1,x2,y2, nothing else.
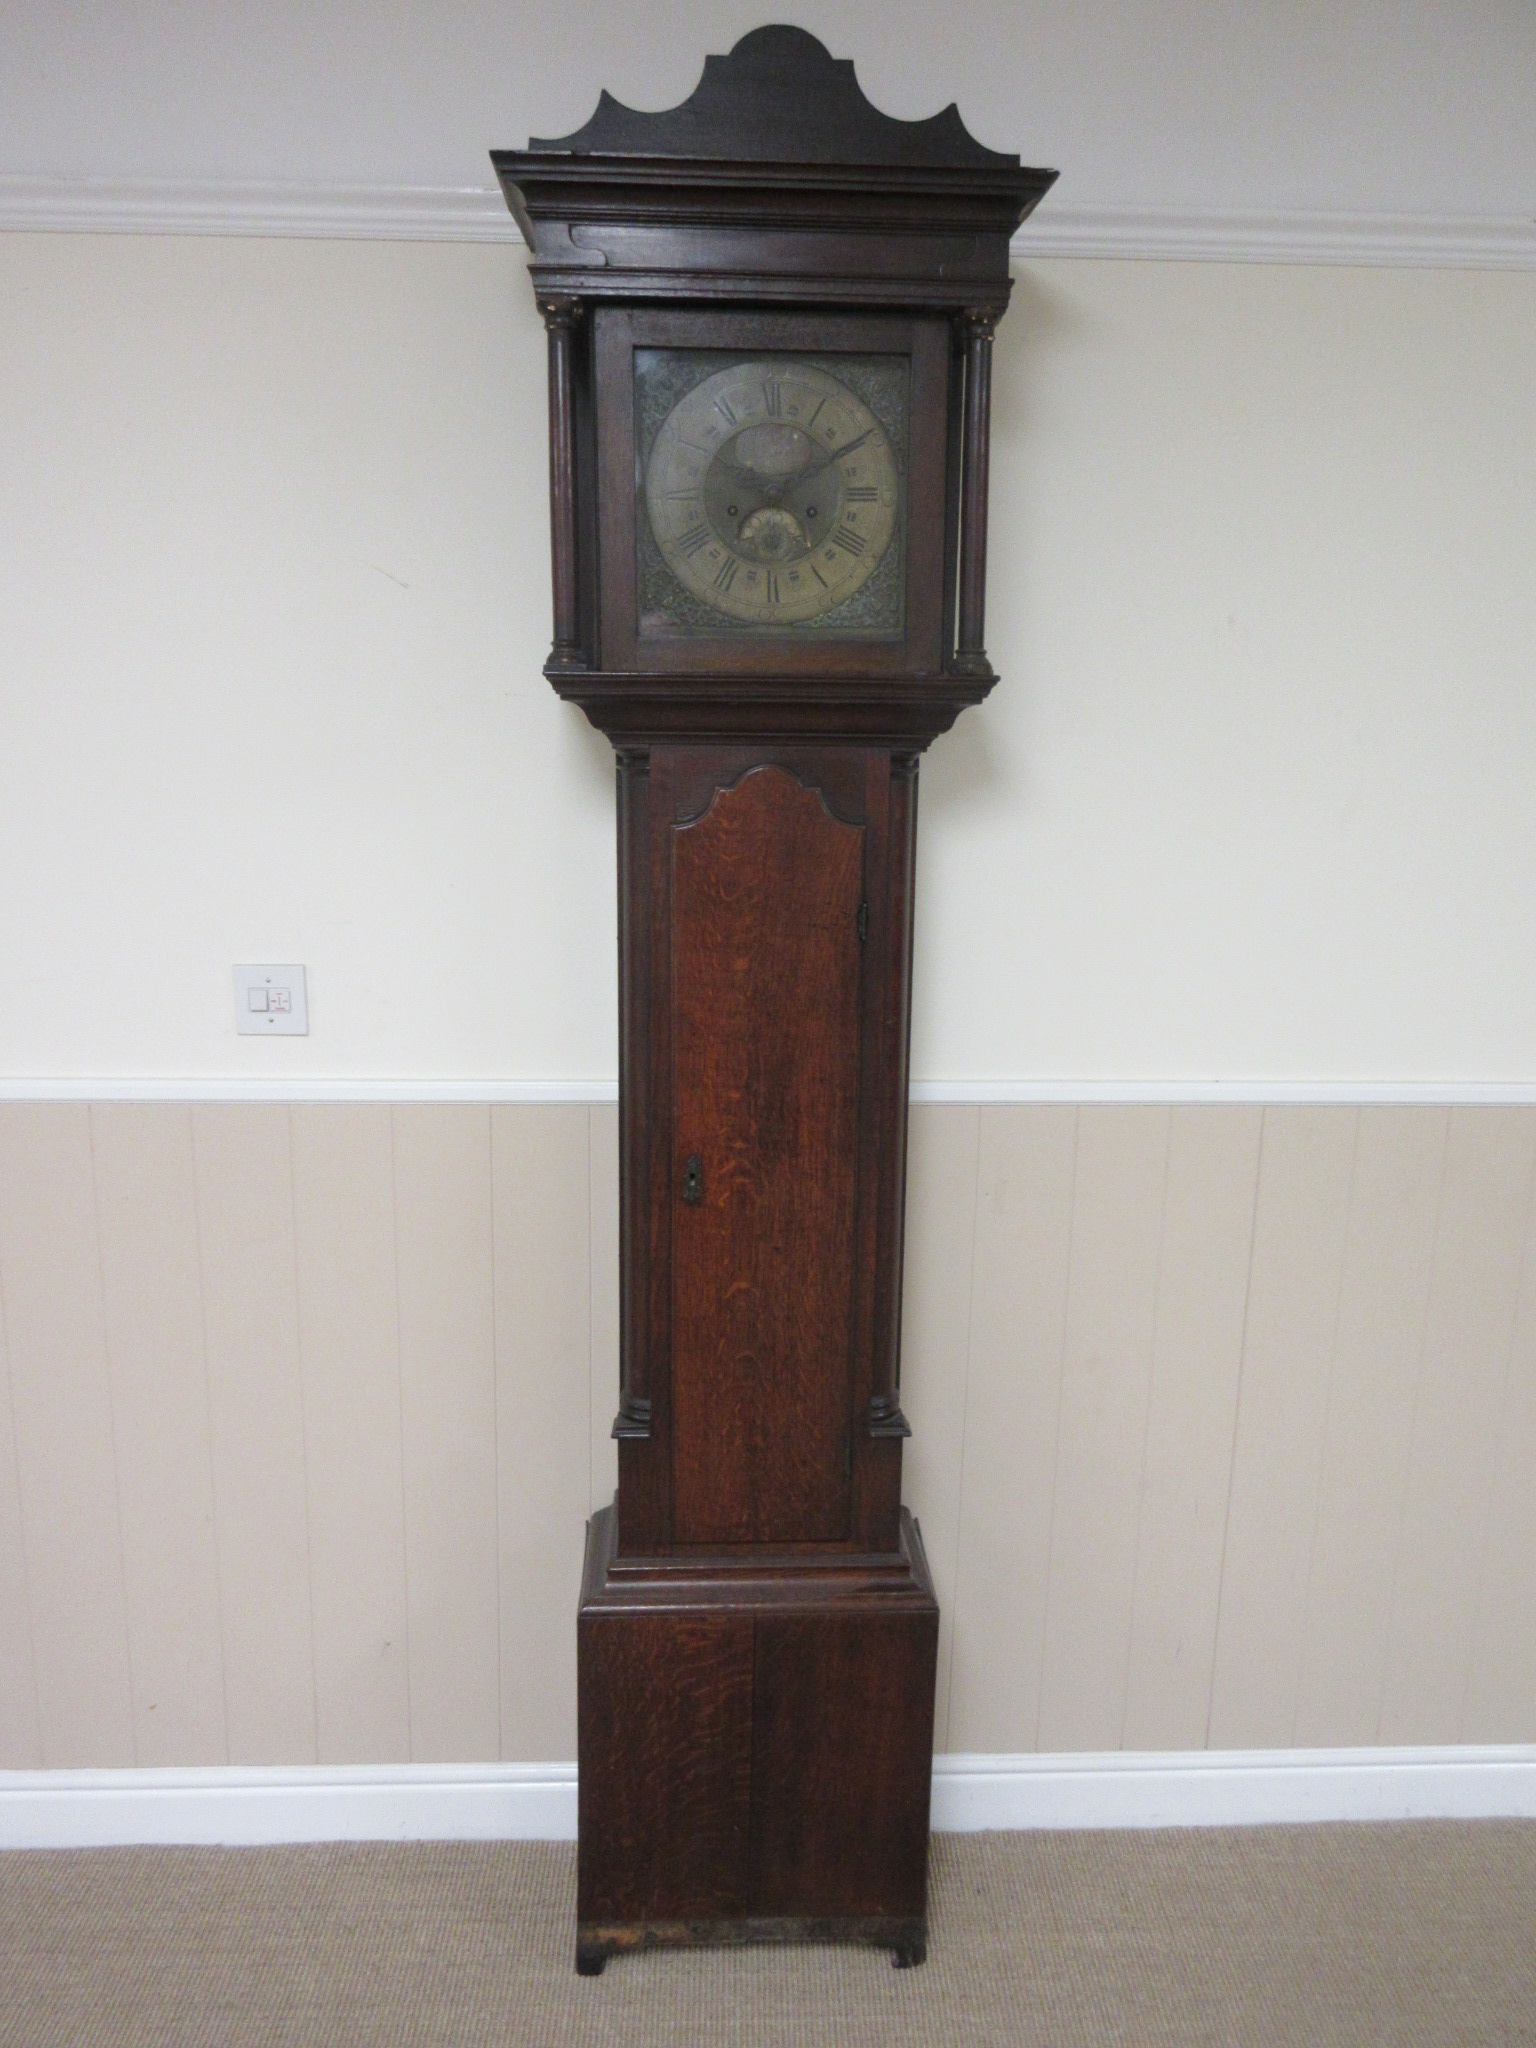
670,765,864,1545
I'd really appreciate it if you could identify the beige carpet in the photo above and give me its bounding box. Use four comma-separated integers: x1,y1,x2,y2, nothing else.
2,1825,1533,2046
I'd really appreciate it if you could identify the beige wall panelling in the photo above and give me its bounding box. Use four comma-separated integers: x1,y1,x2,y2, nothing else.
191,1105,317,1764
1037,1107,1172,1751
1378,1107,1536,1743
0,1252,42,1763
1291,1108,1448,1746
491,1104,592,1762
950,1114,1081,1753
945,1107,1077,1753
588,1104,620,1513
90,1105,227,1765
289,1106,411,1764
1208,1109,1358,1747
1463,1186,1536,1741
898,1104,981,1750
1122,1107,1263,1749
0,1105,134,1764
391,1104,500,1762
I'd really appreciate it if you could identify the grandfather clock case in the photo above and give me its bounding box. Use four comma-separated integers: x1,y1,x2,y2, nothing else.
495,29,1053,1973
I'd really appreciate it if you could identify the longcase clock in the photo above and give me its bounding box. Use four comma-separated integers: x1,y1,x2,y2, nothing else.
494,27,1053,1973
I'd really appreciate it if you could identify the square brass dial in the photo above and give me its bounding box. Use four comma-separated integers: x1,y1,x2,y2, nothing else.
635,349,909,639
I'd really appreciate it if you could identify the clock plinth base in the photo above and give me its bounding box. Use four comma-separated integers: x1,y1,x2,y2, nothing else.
576,1503,939,1973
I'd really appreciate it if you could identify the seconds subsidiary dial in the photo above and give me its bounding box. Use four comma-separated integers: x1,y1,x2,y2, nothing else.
644,359,900,628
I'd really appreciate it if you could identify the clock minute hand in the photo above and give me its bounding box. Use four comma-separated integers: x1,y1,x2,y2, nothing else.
803,425,878,484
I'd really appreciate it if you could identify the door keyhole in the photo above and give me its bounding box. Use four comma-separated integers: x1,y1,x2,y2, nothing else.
682,1155,704,1205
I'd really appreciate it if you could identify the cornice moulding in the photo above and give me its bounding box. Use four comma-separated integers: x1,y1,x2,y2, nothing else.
1,177,1533,269
0,175,516,243
1014,202,1536,269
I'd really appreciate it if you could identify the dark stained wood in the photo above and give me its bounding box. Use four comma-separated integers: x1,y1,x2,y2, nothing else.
955,311,998,675
858,753,918,1548
494,29,1054,316
750,1609,937,1920
497,23,1042,1971
670,766,864,1544
577,1599,754,1926
577,1504,938,1972
612,748,672,1547
549,670,994,749
541,301,583,670
528,25,1022,168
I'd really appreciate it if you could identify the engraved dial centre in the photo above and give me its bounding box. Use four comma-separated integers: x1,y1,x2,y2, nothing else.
644,359,900,628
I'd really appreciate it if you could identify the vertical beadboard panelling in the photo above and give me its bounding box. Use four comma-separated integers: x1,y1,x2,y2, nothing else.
289,1106,411,1764
0,1105,135,1765
1122,1107,1262,1749
1378,1107,1536,1742
191,1105,317,1764
1036,1107,1171,1751
0,1252,42,1764
3,1097,1536,1768
1292,1108,1448,1745
946,1107,1076,1752
393,1105,499,1762
588,1104,620,1512
90,1105,227,1765
1464,1188,1536,1739
491,1104,591,1762
1207,1109,1358,1747
898,1103,981,1750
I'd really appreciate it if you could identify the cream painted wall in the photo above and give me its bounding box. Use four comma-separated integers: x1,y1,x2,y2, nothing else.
2,232,1535,1084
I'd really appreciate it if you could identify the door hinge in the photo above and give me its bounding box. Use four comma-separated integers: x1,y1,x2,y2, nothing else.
857,900,869,944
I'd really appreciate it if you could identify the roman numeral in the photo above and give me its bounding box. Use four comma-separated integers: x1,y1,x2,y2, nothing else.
676,523,710,556
807,398,826,429
715,397,738,426
763,381,783,418
844,485,878,502
831,524,867,557
810,564,830,589
765,570,780,604
714,557,740,592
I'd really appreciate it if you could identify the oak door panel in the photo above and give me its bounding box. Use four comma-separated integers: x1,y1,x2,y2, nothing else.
670,764,865,1544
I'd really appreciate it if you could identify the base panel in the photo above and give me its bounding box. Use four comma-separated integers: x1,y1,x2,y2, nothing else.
576,1503,939,1972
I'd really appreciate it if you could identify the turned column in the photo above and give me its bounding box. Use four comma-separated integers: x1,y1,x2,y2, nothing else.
541,298,583,671
955,309,999,677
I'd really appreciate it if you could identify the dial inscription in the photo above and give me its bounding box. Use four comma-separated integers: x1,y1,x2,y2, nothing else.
644,360,900,627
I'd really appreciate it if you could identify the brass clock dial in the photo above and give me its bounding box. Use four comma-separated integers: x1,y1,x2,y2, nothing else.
644,360,900,627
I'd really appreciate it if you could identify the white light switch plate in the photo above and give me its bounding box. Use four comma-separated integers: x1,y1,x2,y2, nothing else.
234,964,309,1036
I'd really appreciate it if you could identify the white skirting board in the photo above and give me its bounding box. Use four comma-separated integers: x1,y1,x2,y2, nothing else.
2,1748,1534,1851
